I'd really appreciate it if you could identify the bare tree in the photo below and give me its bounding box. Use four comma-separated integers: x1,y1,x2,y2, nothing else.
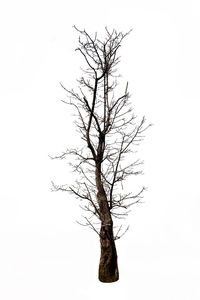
51,26,151,283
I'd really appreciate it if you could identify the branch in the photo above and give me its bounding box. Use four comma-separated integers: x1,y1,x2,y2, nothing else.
76,216,101,237
114,225,129,240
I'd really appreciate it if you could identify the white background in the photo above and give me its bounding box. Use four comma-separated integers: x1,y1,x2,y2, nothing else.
0,0,200,299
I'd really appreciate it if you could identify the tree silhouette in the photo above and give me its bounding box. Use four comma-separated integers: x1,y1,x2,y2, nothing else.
51,26,151,282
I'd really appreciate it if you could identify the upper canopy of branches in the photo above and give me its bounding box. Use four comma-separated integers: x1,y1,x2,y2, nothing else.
73,25,132,80
51,26,151,239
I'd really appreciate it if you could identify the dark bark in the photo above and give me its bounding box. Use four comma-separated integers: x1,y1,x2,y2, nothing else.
96,163,119,282
99,222,119,282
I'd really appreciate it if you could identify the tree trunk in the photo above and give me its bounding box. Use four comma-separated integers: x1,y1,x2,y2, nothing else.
96,189,119,283
98,223,119,282
96,162,119,282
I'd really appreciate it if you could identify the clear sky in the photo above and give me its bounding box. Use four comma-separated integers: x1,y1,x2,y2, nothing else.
0,0,200,299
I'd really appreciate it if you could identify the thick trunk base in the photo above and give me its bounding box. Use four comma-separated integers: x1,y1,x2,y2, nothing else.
98,226,119,283
99,264,119,283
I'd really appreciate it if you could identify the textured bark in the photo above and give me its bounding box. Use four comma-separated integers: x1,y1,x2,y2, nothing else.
96,164,119,282
99,223,119,282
